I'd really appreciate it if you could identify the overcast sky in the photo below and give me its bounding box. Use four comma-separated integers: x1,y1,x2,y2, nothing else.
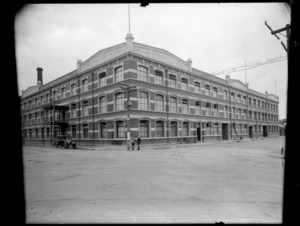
15,3,290,119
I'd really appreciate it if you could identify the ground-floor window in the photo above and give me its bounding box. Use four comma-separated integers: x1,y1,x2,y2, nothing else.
156,121,164,137
36,128,38,138
170,121,177,137
72,125,77,138
29,129,32,139
83,124,89,139
139,120,149,138
214,123,219,135
100,122,107,138
182,122,189,136
24,130,27,138
206,123,211,135
47,128,50,138
116,121,125,138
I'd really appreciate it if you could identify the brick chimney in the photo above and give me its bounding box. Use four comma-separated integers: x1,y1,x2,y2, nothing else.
187,58,192,72
225,74,230,84
37,67,43,85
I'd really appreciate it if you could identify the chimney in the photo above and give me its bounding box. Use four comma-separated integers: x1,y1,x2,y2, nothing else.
265,91,268,97
187,58,192,72
245,82,249,88
125,33,134,51
37,67,43,85
77,59,83,74
225,74,230,84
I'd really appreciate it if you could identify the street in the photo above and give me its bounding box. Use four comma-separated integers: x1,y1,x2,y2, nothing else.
24,137,284,223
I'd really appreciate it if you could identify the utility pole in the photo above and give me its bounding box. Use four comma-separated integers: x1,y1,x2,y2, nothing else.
120,82,137,150
265,21,290,53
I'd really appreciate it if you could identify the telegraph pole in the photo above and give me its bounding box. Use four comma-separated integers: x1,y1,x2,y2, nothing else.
265,21,290,53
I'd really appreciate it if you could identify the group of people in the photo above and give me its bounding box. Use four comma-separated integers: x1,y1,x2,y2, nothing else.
130,136,141,150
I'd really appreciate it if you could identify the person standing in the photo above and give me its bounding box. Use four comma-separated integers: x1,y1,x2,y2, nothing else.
131,137,135,150
137,137,141,150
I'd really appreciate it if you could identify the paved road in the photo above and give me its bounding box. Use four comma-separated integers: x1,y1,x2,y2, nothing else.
24,137,284,223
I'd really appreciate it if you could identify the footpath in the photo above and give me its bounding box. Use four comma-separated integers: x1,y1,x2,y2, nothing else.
76,136,281,151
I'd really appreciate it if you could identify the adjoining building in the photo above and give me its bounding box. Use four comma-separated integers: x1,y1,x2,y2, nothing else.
20,33,280,146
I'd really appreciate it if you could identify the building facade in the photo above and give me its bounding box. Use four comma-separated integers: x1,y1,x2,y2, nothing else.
20,33,280,146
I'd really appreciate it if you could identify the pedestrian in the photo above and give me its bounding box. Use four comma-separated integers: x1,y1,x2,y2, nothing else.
131,137,135,150
137,136,141,150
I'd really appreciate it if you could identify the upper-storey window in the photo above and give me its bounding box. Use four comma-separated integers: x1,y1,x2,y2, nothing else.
154,70,163,85
71,83,76,96
28,100,31,108
237,94,241,103
258,100,260,107
138,66,148,82
230,92,235,101
253,99,256,106
195,101,201,115
71,103,77,118
115,66,123,82
115,92,124,111
61,88,65,99
99,96,107,113
168,74,176,88
224,90,228,100
182,99,189,114
82,100,88,116
205,84,210,95
99,72,106,87
212,87,218,97
40,95,44,105
82,79,88,93
169,97,177,113
248,97,252,105
53,91,57,101
195,82,200,93
46,93,49,103
181,78,188,91
35,98,38,106
139,91,149,110
155,94,164,111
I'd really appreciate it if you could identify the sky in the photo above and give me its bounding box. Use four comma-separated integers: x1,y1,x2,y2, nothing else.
14,3,290,119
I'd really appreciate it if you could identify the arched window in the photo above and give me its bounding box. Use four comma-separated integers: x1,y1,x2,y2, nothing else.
154,70,163,85
182,122,189,136
195,101,201,115
182,99,189,114
116,121,125,138
139,91,148,110
138,66,148,82
214,123,219,135
139,120,149,137
115,66,123,82
168,74,176,88
205,84,210,95
169,97,177,113
212,87,218,97
212,104,218,117
181,78,188,91
100,122,107,138
156,121,164,137
155,94,164,111
223,90,228,100
82,101,88,116
99,72,106,87
170,121,177,137
115,92,124,111
71,104,77,118
195,82,200,93
99,96,107,113
83,124,89,139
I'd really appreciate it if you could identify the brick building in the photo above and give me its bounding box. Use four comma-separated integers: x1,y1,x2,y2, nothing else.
20,33,280,146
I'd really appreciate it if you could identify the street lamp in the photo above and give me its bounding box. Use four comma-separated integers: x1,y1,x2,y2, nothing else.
120,82,137,150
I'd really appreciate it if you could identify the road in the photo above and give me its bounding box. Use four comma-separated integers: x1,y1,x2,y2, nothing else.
24,137,284,223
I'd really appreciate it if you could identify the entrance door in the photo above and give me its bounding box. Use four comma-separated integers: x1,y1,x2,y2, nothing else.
197,123,201,141
222,123,229,140
263,125,268,137
249,126,253,138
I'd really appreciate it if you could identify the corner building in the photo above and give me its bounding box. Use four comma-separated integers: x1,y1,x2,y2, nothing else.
20,33,280,146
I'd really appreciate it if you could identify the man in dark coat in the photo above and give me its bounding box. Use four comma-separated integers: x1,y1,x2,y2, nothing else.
137,137,141,150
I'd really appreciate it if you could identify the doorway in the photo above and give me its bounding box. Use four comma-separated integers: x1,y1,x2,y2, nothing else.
222,123,229,140
197,123,201,141
263,125,268,137
249,126,253,138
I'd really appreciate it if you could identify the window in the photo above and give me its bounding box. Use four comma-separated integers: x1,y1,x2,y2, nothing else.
182,99,189,114
41,128,44,138
115,92,124,111
72,125,77,138
212,87,218,97
195,101,201,115
168,74,176,88
35,113,38,123
205,85,210,95
53,91,57,101
182,122,189,136
83,124,89,139
206,103,211,116
82,79,88,93
41,96,44,105
82,101,88,116
46,93,50,103
99,72,106,87
29,129,32,139
224,90,228,99
169,97,177,113
115,66,123,82
155,94,164,111
29,100,32,108
214,123,219,135
171,121,177,137
212,104,218,116
138,66,148,82
35,129,38,138
195,82,200,93
237,94,241,102
181,78,188,91
100,122,107,138
206,123,211,135
154,70,163,85
224,106,228,117
35,98,38,106
46,128,50,138
139,92,148,110
61,88,65,99
71,84,76,96
139,120,149,137
99,96,107,113
71,104,77,118
156,121,164,137
116,121,125,138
